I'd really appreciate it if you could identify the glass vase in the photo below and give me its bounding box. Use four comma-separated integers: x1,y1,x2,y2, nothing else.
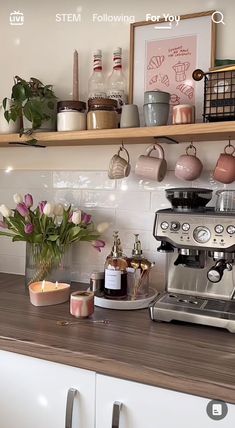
25,243,72,290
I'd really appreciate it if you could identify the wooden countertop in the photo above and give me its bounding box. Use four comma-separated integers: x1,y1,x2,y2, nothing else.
0,273,235,404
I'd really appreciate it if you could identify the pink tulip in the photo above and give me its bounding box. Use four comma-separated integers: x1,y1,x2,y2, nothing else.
82,213,92,224
92,239,105,252
24,223,34,234
0,220,7,229
38,201,47,215
16,203,29,217
24,193,33,208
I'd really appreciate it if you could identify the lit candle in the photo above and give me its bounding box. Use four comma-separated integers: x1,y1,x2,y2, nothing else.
29,281,71,307
73,49,79,101
41,280,45,292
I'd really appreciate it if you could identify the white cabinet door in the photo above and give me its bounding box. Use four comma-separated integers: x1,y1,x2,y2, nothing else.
0,350,95,428
96,374,235,428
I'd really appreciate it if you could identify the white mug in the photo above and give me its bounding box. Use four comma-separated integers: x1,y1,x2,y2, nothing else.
135,144,167,182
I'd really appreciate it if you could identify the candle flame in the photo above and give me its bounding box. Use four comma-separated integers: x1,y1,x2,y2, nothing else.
41,280,45,293
55,281,58,289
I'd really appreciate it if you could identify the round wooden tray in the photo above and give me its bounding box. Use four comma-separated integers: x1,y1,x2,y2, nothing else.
94,288,159,310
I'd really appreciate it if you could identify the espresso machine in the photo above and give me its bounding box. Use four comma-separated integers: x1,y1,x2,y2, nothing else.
149,188,235,332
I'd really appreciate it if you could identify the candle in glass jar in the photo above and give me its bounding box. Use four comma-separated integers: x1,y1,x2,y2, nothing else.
29,280,70,306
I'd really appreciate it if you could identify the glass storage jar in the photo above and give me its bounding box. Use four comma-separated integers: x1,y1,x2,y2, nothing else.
57,100,86,131
87,98,118,130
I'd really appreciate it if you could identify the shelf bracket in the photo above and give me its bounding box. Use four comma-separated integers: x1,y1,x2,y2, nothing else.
8,142,46,148
154,136,179,144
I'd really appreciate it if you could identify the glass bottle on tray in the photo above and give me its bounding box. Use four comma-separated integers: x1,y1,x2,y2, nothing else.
104,231,128,299
127,234,151,299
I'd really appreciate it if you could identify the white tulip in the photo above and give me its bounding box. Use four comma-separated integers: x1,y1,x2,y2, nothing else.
97,222,110,233
71,210,82,225
53,204,64,216
43,202,54,217
0,204,12,218
13,193,23,204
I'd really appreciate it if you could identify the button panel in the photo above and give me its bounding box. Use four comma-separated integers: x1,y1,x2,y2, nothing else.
156,212,235,250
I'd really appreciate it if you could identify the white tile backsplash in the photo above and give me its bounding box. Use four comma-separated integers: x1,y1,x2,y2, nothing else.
0,171,52,189
53,171,115,190
0,168,234,287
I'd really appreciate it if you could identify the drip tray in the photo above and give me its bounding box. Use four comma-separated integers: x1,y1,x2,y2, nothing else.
149,293,235,333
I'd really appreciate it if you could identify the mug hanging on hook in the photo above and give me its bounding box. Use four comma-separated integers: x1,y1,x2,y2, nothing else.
135,143,167,182
213,139,235,184
108,141,131,180
175,141,203,181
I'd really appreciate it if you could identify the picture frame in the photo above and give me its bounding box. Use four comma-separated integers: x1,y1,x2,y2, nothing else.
129,11,216,123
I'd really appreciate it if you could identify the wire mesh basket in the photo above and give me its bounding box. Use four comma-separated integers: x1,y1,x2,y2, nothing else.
193,68,235,122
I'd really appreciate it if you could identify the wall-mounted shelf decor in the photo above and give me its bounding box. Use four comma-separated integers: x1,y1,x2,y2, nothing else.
0,122,235,148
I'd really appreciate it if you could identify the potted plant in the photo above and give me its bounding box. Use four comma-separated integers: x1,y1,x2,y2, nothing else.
0,193,106,287
3,76,57,136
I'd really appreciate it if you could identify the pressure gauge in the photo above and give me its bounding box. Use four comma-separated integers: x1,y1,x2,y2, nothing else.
214,224,224,234
227,225,235,235
193,226,211,244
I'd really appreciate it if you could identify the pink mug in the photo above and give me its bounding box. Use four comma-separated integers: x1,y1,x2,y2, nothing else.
213,144,235,184
135,144,167,182
175,145,203,181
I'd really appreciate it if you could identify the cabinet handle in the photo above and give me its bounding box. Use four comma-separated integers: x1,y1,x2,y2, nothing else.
112,401,122,428
65,388,78,428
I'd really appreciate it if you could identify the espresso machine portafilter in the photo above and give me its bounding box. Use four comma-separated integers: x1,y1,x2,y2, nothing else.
149,188,235,333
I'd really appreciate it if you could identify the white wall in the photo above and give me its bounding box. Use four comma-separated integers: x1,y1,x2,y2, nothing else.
0,0,234,284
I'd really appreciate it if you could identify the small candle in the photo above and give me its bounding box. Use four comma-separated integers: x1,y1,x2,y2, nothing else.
29,281,71,307
73,49,79,101
70,291,94,318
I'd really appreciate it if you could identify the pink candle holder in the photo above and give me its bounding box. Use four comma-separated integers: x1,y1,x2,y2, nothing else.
70,291,94,318
29,281,71,306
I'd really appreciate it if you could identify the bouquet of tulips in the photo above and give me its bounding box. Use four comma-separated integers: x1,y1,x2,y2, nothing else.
0,193,106,284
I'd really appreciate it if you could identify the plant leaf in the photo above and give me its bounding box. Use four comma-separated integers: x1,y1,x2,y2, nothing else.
47,235,59,242
12,83,27,102
2,98,7,110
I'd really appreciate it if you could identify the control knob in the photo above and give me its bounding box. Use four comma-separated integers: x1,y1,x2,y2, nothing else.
227,225,235,235
170,221,180,231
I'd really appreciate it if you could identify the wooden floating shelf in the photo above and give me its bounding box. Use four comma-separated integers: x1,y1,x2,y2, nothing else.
0,121,235,147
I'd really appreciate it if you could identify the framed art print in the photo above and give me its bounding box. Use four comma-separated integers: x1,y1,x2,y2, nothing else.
129,11,216,124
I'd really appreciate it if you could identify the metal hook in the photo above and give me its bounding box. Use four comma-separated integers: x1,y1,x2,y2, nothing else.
121,141,124,150
228,137,231,147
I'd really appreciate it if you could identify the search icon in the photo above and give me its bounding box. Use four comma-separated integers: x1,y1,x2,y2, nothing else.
211,11,225,25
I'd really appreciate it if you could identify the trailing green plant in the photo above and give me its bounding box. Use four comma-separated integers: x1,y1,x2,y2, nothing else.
3,76,57,137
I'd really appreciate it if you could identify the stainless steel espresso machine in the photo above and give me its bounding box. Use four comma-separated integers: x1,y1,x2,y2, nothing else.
149,188,235,332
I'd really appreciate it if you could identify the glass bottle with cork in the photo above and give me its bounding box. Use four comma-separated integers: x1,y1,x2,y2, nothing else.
107,47,127,114
127,234,152,299
104,231,128,299
88,49,106,100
